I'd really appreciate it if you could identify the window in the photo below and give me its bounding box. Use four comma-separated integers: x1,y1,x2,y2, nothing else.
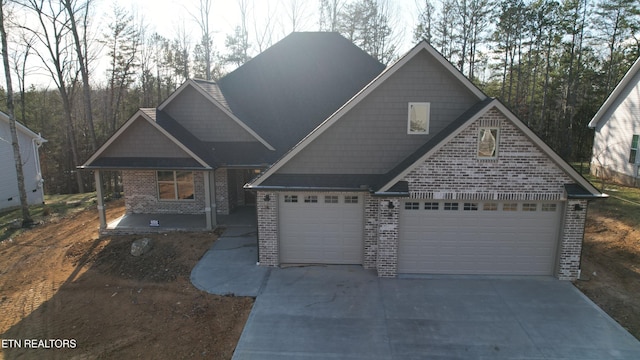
478,128,499,158
542,204,557,212
325,195,339,204
157,171,194,200
630,135,639,164
424,202,439,210
483,203,498,211
408,102,430,134
284,195,298,203
344,196,359,204
444,202,459,210
405,202,420,210
503,203,517,211
463,202,478,211
304,195,318,203
522,203,537,212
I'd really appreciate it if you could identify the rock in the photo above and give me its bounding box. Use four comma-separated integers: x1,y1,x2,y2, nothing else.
9,219,22,229
131,238,153,257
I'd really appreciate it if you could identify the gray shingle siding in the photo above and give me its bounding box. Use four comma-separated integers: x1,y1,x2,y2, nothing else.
278,50,481,175
102,117,189,158
163,85,257,143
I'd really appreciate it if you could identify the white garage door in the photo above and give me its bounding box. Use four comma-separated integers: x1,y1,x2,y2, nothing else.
279,193,364,264
398,201,562,275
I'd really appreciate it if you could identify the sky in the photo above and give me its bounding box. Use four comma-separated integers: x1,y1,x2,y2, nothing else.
8,0,422,88
103,0,420,57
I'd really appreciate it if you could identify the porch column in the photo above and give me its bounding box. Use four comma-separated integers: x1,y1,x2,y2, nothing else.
94,170,106,229
203,170,217,229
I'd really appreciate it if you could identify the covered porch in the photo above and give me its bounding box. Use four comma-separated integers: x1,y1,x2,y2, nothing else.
100,206,257,236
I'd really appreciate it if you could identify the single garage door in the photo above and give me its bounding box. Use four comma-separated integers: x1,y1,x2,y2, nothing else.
398,200,562,275
279,193,364,264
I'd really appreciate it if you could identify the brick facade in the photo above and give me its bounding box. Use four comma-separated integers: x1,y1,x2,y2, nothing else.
257,191,279,266
557,199,588,280
122,170,205,214
122,168,238,216
256,109,591,281
376,198,399,277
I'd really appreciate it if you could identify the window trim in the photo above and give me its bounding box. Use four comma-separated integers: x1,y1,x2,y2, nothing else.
630,134,639,164
157,170,195,201
477,127,499,159
407,102,430,135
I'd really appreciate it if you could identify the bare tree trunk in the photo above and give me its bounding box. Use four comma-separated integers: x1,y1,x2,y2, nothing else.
63,0,97,151
1,0,33,226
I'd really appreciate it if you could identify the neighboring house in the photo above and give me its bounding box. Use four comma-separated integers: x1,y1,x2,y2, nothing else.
589,56,640,187
0,112,47,211
82,32,603,280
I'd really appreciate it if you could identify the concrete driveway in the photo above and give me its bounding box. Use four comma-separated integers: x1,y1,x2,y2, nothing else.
231,266,640,360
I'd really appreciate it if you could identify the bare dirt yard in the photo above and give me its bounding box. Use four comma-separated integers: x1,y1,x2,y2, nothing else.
0,200,253,359
1,190,639,359
576,200,640,340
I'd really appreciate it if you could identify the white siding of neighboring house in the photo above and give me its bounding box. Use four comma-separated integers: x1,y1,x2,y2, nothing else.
591,66,640,181
0,119,45,210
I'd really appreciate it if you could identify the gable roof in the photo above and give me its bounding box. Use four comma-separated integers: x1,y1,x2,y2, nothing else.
217,32,386,156
377,99,602,196
249,40,487,188
158,79,275,151
0,111,46,142
80,109,212,169
588,56,640,128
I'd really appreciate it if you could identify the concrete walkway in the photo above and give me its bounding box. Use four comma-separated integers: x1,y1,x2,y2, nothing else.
191,227,640,359
191,225,269,297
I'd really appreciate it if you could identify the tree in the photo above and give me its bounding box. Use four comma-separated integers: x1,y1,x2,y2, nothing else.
22,0,85,193
1,0,32,225
188,0,214,80
319,0,343,31
62,0,97,152
414,0,435,43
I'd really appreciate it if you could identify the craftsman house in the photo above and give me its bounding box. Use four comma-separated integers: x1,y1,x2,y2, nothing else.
82,32,603,280
0,112,46,211
589,56,640,187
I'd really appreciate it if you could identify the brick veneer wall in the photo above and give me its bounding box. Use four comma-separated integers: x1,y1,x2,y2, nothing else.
363,193,378,269
404,109,573,200
558,199,588,280
397,110,587,280
376,198,399,277
214,169,229,215
257,191,278,266
122,170,205,214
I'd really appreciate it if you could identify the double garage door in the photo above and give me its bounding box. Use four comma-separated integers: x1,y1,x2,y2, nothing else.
279,193,364,264
399,200,562,275
278,194,563,275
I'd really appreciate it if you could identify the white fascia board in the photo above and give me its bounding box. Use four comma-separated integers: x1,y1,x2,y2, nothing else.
588,56,640,128
379,100,600,196
160,79,275,151
377,101,496,192
81,110,211,169
251,41,487,187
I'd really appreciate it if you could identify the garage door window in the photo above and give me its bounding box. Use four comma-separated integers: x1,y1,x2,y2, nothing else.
345,196,359,204
304,195,318,203
284,195,298,203
483,203,498,211
523,203,537,211
503,203,517,211
463,202,478,211
405,202,420,210
424,202,439,210
542,204,557,212
325,195,339,203
444,202,459,210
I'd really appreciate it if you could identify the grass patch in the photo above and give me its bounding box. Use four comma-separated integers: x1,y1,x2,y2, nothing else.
571,162,640,227
0,192,97,242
